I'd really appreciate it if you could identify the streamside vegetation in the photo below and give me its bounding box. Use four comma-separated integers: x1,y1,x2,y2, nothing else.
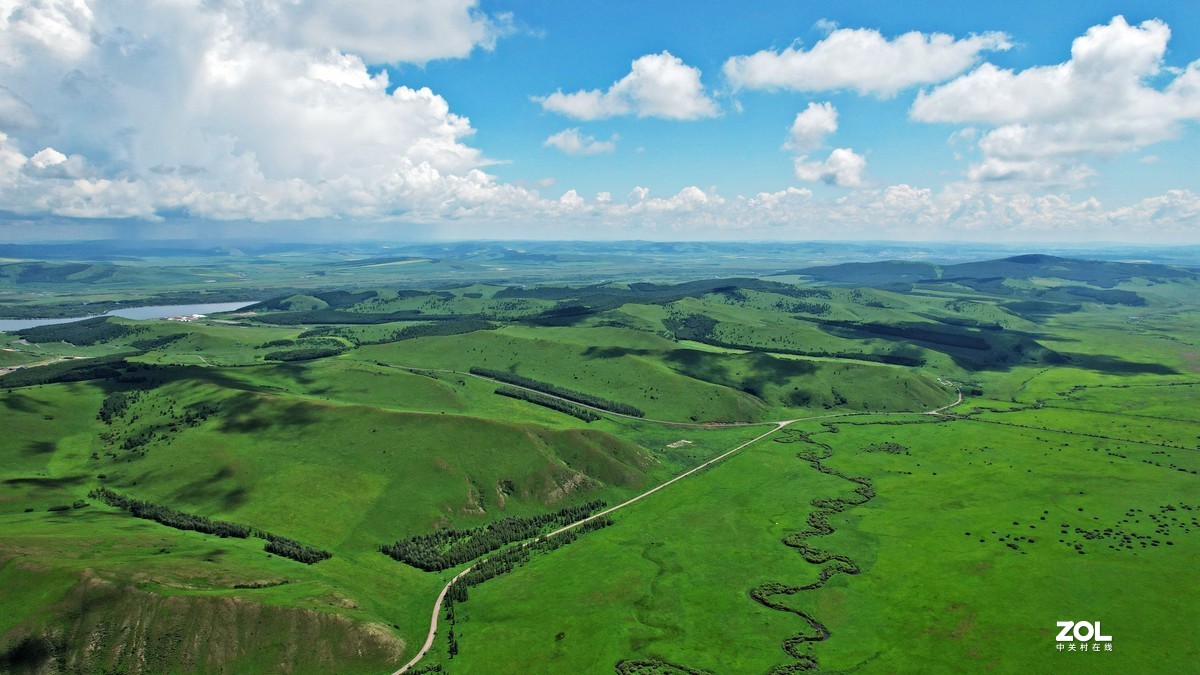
381,500,607,571
469,367,644,417
750,429,879,672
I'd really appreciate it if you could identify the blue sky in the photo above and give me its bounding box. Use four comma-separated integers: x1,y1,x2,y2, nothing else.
0,1,1197,242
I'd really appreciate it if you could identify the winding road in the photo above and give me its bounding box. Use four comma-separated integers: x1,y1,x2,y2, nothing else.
390,372,963,674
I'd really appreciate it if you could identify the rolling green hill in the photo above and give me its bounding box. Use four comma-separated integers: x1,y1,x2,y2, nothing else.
2,250,1197,673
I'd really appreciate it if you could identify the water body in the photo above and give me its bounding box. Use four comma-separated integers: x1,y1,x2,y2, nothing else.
0,301,258,332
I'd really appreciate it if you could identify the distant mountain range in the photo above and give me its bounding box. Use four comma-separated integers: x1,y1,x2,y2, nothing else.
786,254,1197,288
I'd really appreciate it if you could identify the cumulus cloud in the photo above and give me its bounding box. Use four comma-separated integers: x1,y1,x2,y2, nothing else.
794,148,866,187
781,102,865,188
534,51,719,120
912,16,1200,184
724,27,1010,96
0,0,528,222
543,128,617,155
283,0,510,65
785,102,838,152
0,4,1194,242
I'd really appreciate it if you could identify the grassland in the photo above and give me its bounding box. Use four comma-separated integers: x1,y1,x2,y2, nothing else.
1,248,1197,673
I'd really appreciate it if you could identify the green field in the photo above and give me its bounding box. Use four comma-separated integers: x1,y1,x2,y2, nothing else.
1,247,1197,673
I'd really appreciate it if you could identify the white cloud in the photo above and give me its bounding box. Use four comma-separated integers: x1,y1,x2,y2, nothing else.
785,102,838,152
781,102,864,188
475,180,1198,242
534,51,719,120
912,16,1200,184
724,27,1010,96
283,0,509,65
558,189,585,208
28,147,67,169
0,0,531,222
543,128,617,155
0,0,94,65
0,4,1194,243
794,148,866,187
813,19,839,35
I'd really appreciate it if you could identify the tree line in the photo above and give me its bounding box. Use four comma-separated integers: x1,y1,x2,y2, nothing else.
440,515,613,659
664,313,925,367
0,353,137,389
806,318,992,350
381,500,607,571
89,487,332,564
445,516,613,603
129,333,187,351
468,367,644,417
493,386,600,422
13,316,143,346
263,345,347,362
260,532,332,564
293,317,497,347
89,487,251,538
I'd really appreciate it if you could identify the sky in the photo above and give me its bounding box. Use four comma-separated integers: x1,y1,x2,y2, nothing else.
0,0,1197,243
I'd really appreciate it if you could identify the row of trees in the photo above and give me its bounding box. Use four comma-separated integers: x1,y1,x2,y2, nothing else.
263,345,347,362
663,313,926,367
446,516,614,603
89,487,332,564
293,318,497,347
440,515,613,659
260,532,332,564
89,487,251,538
468,367,644,417
809,318,992,350
493,386,599,422
381,500,607,571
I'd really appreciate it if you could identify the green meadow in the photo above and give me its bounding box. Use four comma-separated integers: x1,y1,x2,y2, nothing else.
1,251,1197,673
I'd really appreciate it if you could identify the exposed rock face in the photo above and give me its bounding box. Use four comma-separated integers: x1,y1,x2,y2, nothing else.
0,569,406,674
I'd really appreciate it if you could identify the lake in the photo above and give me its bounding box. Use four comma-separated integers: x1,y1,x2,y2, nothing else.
0,301,258,332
